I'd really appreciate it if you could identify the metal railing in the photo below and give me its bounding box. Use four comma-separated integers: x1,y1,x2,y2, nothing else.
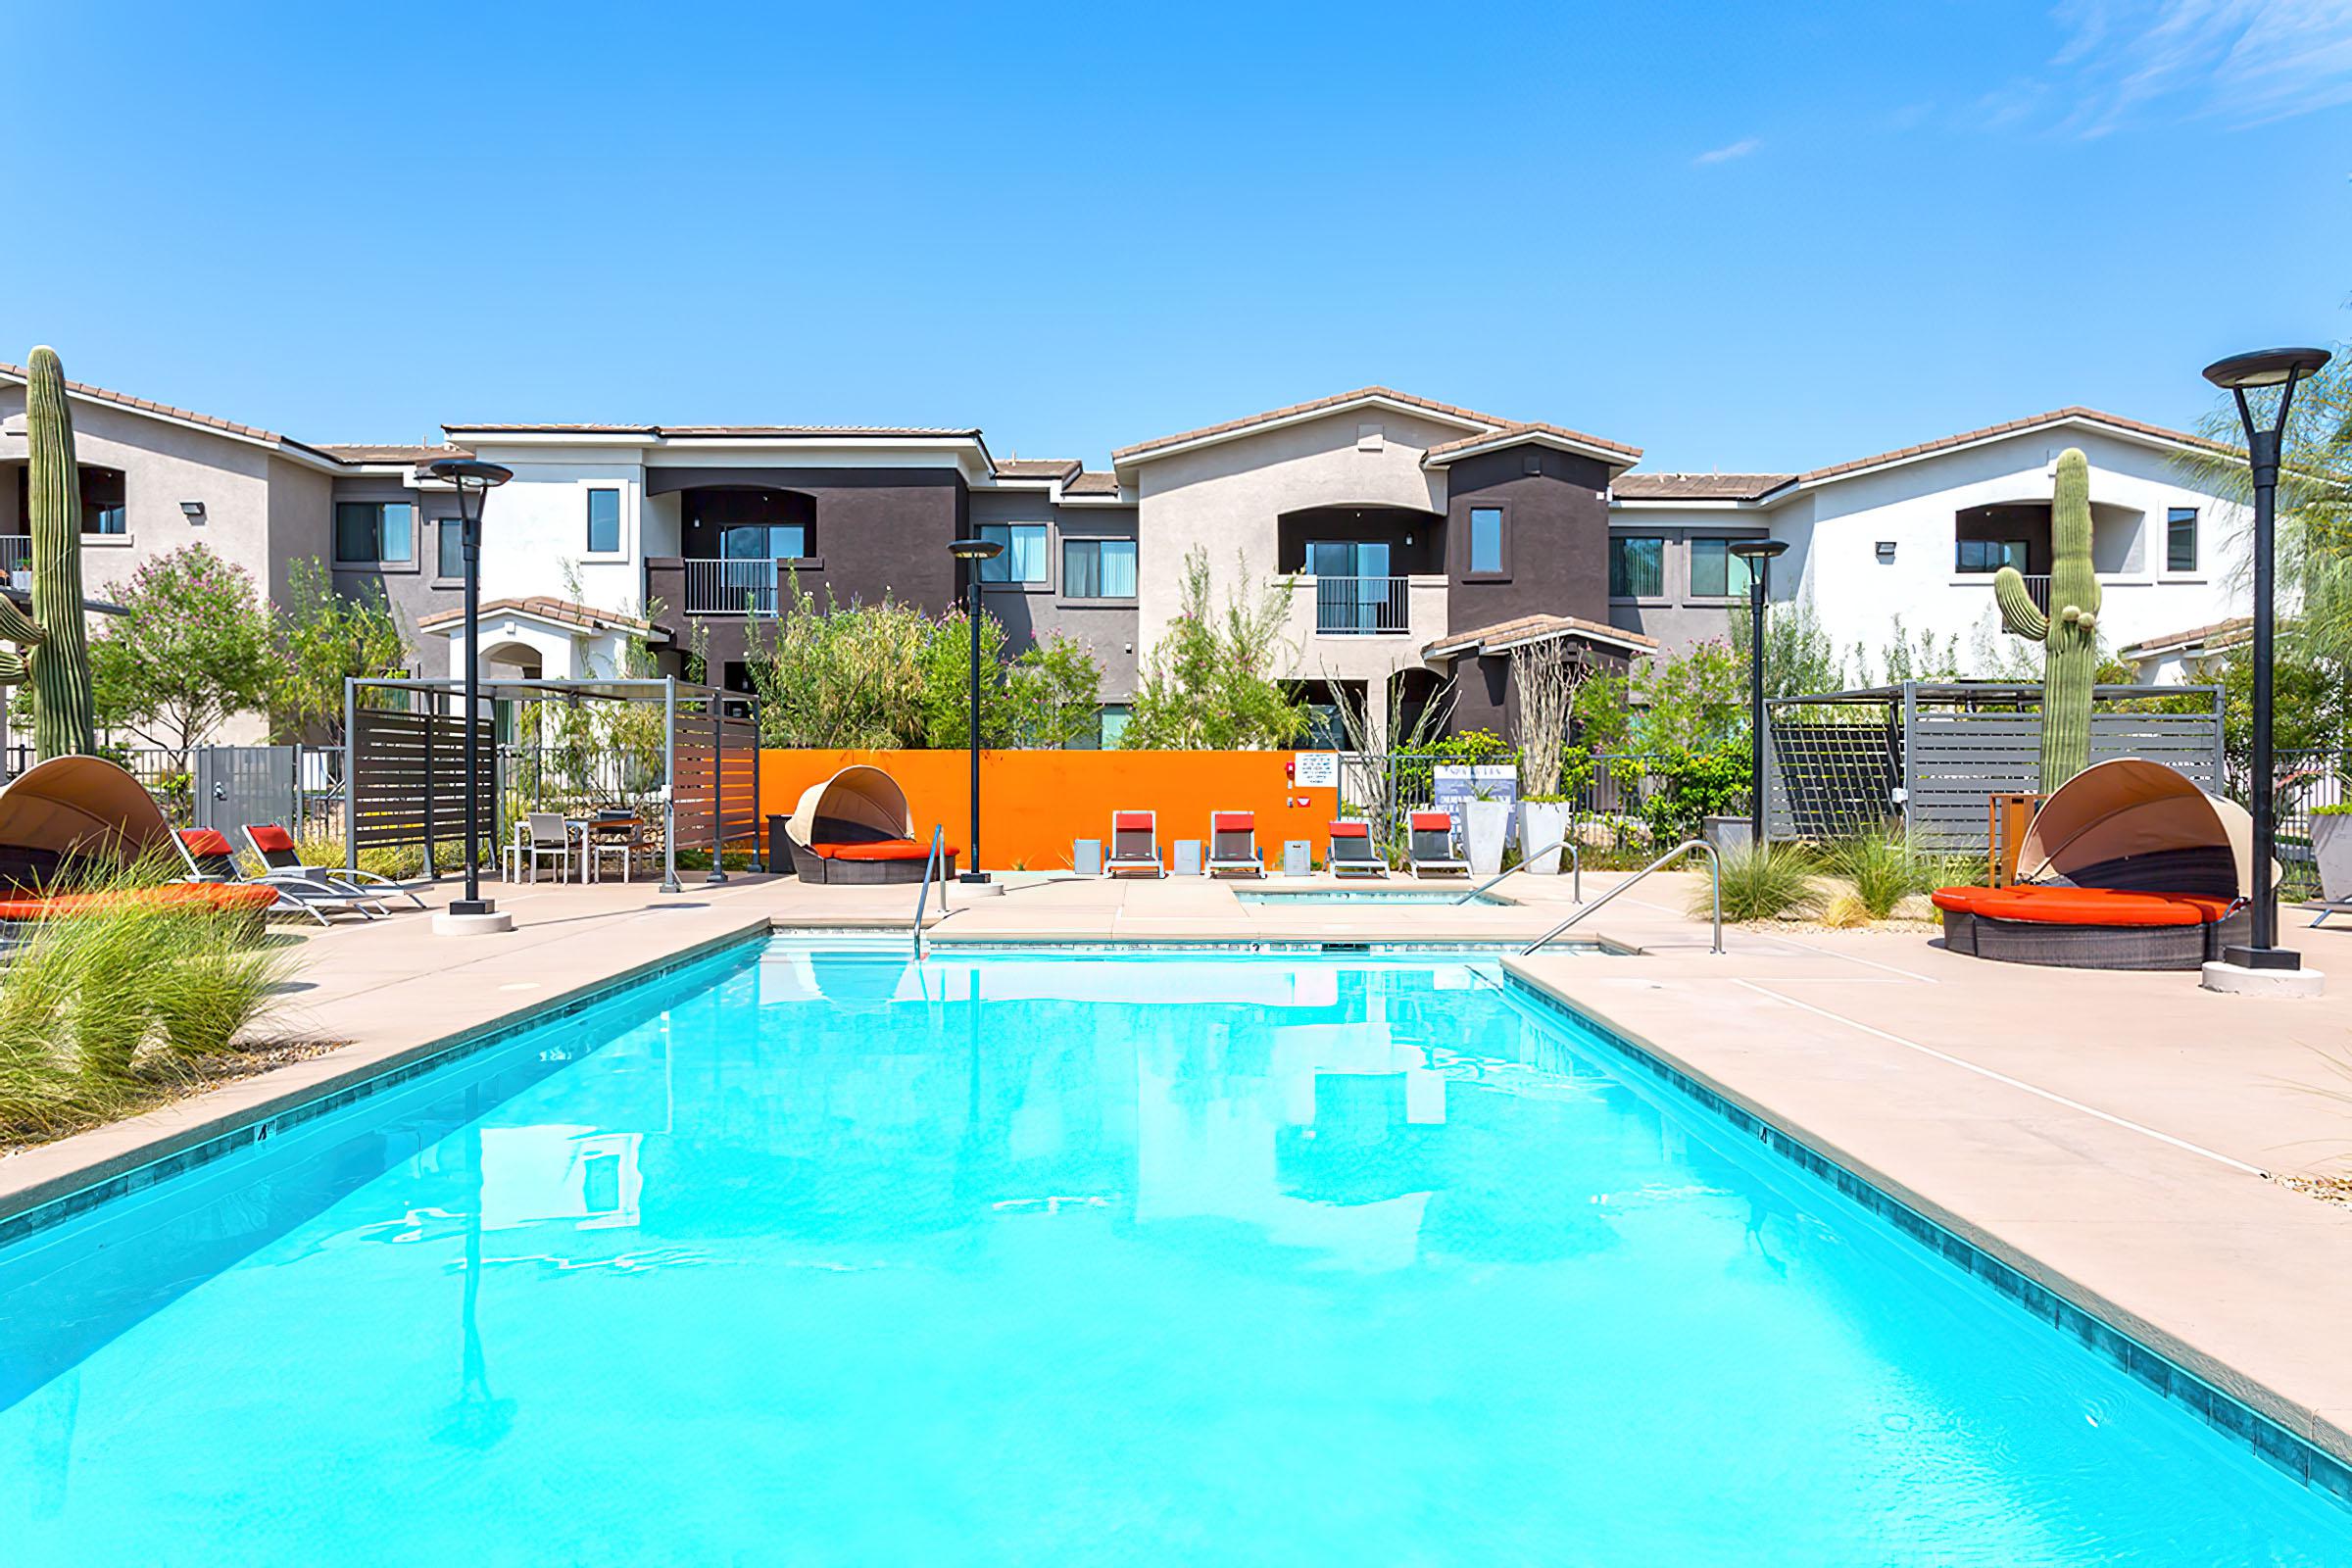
1459,838,1580,905
1964,571,2051,612
912,823,948,955
1311,575,1411,636
681,557,781,615
0,536,28,583
1522,838,1722,956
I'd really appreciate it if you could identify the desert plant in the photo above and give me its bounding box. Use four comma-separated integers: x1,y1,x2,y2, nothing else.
0,346,98,759
1823,830,1944,920
1995,447,2100,792
1122,548,1307,750
1703,841,1821,922
1509,638,1577,796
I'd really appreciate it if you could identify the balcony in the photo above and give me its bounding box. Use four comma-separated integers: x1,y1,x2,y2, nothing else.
1311,575,1412,636
0,536,27,589
679,557,783,616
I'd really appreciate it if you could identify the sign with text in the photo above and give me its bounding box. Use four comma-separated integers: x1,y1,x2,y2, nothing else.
1293,752,1340,790
1432,764,1518,828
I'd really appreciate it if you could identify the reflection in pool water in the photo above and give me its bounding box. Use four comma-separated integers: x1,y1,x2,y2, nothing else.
0,943,2342,1564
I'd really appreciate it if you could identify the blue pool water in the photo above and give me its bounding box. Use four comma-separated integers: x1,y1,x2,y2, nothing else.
1,941,2345,1564
1233,887,1511,905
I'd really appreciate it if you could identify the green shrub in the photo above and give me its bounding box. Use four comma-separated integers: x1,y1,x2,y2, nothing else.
1704,842,1821,922
1822,832,1936,920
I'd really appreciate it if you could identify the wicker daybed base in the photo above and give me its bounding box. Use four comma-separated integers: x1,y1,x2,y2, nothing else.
1938,905,2248,970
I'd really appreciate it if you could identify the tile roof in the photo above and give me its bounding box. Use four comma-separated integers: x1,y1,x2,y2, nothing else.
1611,472,1794,502
994,457,1084,480
441,421,983,438
1064,470,1122,496
1420,420,1644,463
1798,407,2231,483
315,442,474,465
1423,612,1659,661
0,360,343,461
2117,614,2254,661
416,596,660,635
1112,386,1525,462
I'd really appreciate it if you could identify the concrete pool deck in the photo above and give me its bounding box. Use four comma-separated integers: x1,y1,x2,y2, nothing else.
3,863,2350,1478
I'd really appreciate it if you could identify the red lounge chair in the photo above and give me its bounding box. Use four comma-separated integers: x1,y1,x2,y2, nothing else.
173,828,384,925
1206,811,1264,877
1406,811,1468,878
244,824,424,909
1106,811,1163,878
1328,820,1387,878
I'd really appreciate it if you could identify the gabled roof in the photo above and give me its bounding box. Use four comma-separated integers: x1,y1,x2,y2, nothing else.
1419,420,1642,467
1611,472,1794,502
2117,615,2253,662
1064,470,1122,496
1796,407,2231,486
1112,385,1540,466
0,361,350,470
441,420,983,438
416,596,663,639
316,442,473,466
994,457,1084,481
1423,612,1659,662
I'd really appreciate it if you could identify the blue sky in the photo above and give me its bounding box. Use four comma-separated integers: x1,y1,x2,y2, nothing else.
3,0,2346,472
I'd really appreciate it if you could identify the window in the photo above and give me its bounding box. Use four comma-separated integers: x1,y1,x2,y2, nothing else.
720,522,807,560
1609,536,1664,598
81,467,126,535
437,517,465,578
1690,538,1757,598
1063,537,1137,598
1468,508,1504,574
586,488,621,554
2167,507,2198,572
336,501,415,564
1955,538,2029,574
980,523,1048,584
1067,704,1132,750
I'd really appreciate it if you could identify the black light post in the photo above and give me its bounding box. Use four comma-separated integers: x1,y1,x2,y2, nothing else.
1730,538,1790,848
947,537,1004,883
427,458,514,920
2203,347,2332,970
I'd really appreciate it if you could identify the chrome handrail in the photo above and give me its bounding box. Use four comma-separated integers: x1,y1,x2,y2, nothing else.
1521,838,1722,956
1458,838,1581,905
912,823,947,956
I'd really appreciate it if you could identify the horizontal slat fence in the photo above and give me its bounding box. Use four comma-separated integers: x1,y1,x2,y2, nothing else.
349,707,495,866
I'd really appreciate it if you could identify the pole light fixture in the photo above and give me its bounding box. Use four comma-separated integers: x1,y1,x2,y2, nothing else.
946,536,1004,884
427,457,514,923
1729,538,1791,849
2202,346,2331,971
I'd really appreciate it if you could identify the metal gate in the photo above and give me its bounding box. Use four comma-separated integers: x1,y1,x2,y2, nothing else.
193,745,301,836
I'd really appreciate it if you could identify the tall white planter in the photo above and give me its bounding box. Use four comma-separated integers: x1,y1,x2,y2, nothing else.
1464,799,1511,877
1519,802,1572,875
2315,813,2352,903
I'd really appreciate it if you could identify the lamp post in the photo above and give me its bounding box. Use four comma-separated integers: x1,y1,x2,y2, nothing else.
2203,346,2332,972
427,458,514,929
946,537,1004,884
1730,538,1790,849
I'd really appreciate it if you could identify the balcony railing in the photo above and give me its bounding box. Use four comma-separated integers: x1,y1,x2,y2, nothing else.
1312,574,1412,636
1961,570,2051,613
0,536,27,588
682,557,779,616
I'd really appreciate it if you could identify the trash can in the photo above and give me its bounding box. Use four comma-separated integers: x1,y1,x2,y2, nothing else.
1283,839,1311,877
1173,839,1203,877
1073,838,1103,877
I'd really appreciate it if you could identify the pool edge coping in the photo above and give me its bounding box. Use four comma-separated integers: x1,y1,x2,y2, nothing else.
1494,957,2352,1507
0,915,776,1246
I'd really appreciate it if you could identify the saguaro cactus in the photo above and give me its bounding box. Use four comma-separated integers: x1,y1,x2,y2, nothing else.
1994,446,2099,793
0,346,99,760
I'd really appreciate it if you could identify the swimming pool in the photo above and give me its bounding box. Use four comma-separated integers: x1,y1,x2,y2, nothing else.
1234,887,1512,905
2,939,2343,1563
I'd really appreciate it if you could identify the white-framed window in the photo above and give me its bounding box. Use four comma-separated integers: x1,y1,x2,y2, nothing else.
586,487,622,554
336,501,415,564
1062,537,1137,598
980,523,1048,584
1468,508,1504,574
2167,507,2198,572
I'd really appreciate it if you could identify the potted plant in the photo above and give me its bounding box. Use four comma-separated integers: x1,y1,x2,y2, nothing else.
1464,785,1512,876
2315,804,2352,905
1520,793,1572,875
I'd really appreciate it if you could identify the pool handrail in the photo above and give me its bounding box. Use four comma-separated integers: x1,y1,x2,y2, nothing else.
912,823,947,955
1521,838,1722,956
1457,838,1581,905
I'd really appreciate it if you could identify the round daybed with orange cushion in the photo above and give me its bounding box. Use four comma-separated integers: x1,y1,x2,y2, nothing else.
1934,759,2254,970
0,882,280,921
772,765,957,885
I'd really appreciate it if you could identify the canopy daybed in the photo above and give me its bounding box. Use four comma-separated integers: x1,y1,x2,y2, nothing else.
771,765,956,885
1932,759,2254,969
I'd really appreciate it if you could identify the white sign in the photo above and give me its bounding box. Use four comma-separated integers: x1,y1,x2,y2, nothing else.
1293,752,1340,789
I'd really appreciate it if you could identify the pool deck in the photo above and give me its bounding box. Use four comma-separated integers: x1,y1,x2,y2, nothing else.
5,863,2352,1477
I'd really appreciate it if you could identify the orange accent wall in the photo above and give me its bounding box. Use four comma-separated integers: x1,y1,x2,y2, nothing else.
758,751,1340,870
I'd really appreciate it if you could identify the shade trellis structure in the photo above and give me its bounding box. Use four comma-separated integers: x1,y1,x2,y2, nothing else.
1763,681,2225,850
343,676,761,893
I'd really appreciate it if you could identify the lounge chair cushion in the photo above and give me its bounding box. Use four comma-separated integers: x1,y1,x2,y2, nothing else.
1329,821,1370,840
248,824,298,854
1211,812,1252,832
0,883,280,920
1931,884,2234,927
810,839,953,863
179,829,237,858
1112,811,1154,832
1408,812,1452,832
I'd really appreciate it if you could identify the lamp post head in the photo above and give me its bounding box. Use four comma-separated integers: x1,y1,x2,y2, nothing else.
2202,347,2331,391
426,458,514,489
1727,539,1789,563
947,537,1004,562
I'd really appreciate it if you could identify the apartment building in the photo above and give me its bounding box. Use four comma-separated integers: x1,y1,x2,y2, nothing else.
0,365,2251,751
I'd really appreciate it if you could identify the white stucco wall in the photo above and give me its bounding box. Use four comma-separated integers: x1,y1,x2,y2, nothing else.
1782,427,2247,674
1130,409,1464,686
451,449,650,616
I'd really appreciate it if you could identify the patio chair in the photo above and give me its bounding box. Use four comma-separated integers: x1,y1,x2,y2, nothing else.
1105,810,1164,878
1406,811,1469,878
582,818,633,883
1206,811,1264,878
520,812,573,883
243,823,425,909
1327,820,1388,878
172,828,382,925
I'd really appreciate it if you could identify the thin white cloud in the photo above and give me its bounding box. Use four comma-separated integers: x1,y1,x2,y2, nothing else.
1692,136,1762,166
2042,0,2352,134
